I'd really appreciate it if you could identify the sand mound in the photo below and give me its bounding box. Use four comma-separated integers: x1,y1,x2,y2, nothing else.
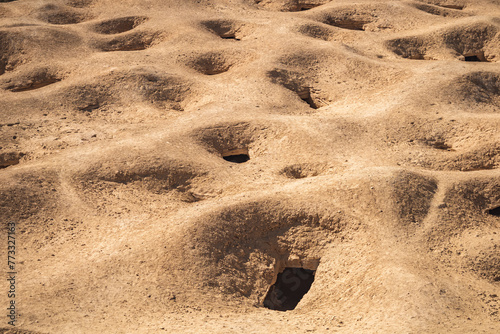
387,19,500,61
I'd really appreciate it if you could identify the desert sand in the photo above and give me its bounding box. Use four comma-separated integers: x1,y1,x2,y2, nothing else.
0,0,500,333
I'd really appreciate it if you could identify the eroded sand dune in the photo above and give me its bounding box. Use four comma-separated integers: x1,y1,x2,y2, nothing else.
0,0,499,333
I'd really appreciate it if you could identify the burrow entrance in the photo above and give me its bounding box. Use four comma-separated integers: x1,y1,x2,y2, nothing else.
297,88,320,109
488,206,500,217
263,267,315,311
222,148,250,163
463,53,488,62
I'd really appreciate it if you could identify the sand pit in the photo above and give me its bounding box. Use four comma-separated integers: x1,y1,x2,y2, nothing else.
0,0,499,333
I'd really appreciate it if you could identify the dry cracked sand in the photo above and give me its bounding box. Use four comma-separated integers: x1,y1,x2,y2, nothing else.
0,0,500,333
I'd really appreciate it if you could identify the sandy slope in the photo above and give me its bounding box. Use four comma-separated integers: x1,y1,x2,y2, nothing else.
0,0,499,333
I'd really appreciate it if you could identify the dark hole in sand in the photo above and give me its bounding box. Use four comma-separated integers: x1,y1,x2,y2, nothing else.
302,95,319,109
221,35,240,40
222,148,249,163
465,55,481,62
223,154,249,163
488,206,500,217
298,89,319,109
463,53,487,62
263,267,315,311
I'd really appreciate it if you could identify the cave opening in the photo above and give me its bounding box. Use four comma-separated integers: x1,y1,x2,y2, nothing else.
465,55,481,62
223,154,249,163
263,267,315,311
302,94,319,109
463,53,487,62
297,89,320,109
222,148,250,163
488,206,500,217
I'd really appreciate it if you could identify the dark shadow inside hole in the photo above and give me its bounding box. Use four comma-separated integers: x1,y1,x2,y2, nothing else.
464,53,487,62
302,96,318,109
298,89,319,109
263,267,315,311
223,154,249,163
221,35,240,40
465,55,481,62
488,206,500,217
222,148,249,163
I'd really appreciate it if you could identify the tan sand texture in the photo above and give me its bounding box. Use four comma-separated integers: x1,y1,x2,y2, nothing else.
0,0,499,333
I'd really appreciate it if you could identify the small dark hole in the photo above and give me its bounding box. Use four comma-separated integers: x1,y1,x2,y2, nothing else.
264,267,315,311
488,206,500,217
223,154,249,163
463,53,488,62
298,89,319,109
465,56,481,62
302,95,319,109
221,36,240,41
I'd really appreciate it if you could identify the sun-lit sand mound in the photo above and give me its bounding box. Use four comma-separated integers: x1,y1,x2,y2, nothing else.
0,0,499,333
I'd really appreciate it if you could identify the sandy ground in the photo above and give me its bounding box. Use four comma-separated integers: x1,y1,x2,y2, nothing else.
0,0,500,333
